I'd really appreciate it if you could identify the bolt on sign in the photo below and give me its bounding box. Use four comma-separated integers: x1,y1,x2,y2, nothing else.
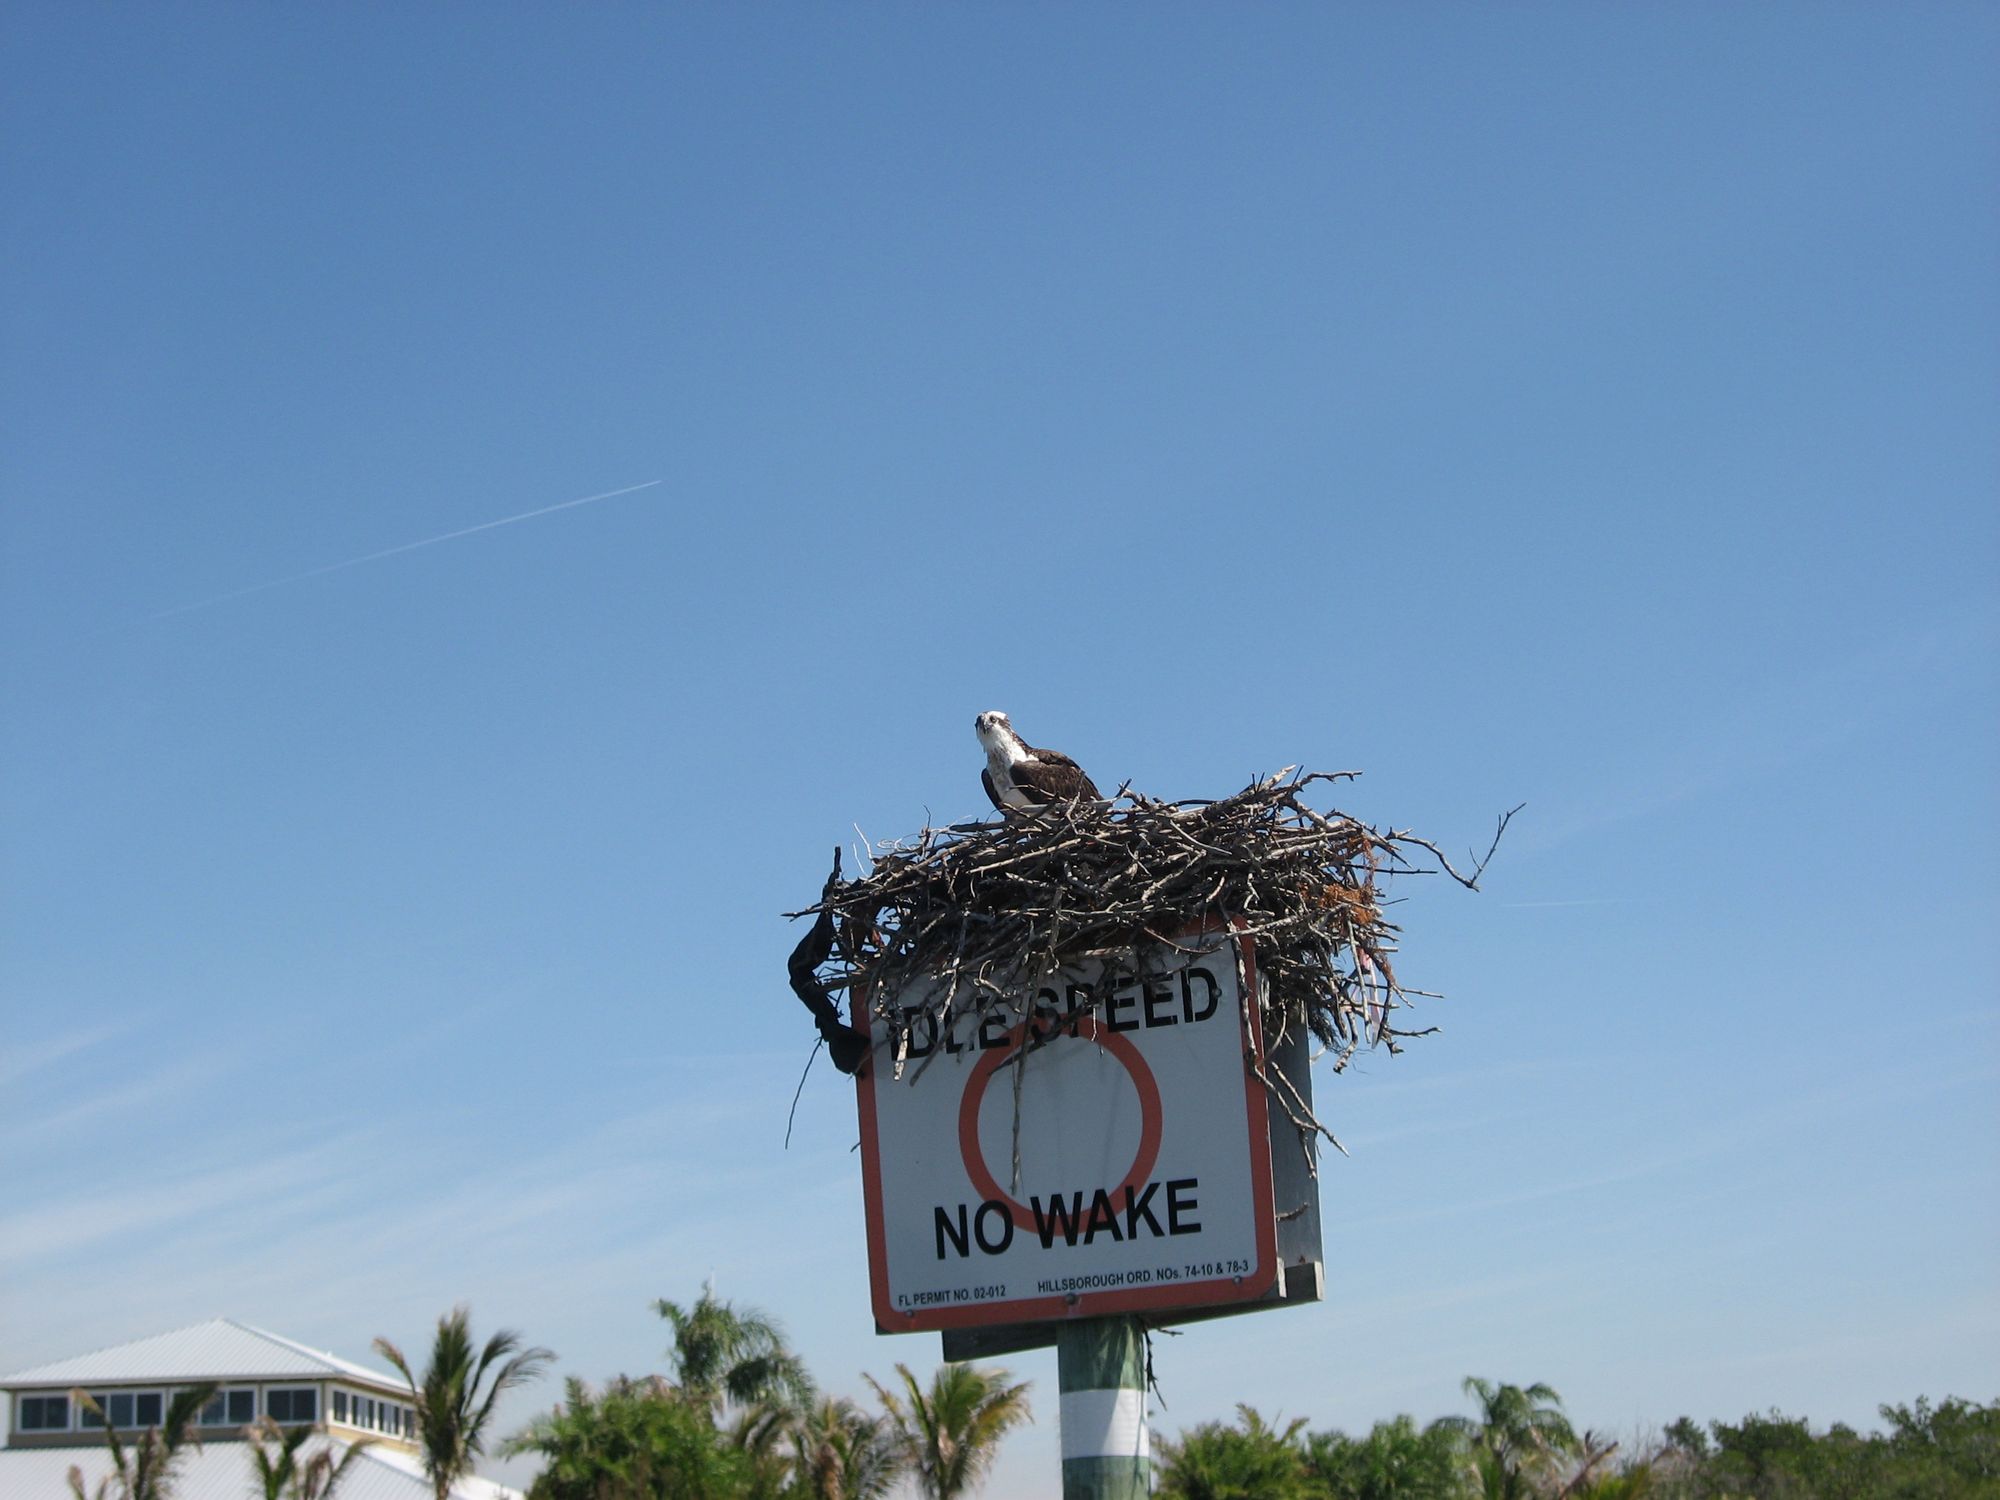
854,926,1278,1333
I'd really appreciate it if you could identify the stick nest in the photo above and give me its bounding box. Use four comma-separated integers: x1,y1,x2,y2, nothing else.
793,769,1512,1075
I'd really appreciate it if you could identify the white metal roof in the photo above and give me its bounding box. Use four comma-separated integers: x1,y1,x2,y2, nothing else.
0,1438,521,1500
1,1318,406,1393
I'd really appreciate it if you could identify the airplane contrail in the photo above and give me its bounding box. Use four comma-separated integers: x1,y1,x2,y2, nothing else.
144,478,665,623
1498,898,1636,909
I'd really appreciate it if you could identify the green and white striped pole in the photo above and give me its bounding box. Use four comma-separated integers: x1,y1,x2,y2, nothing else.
1056,1316,1148,1499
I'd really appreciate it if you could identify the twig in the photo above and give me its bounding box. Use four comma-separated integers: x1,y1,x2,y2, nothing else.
784,1038,823,1150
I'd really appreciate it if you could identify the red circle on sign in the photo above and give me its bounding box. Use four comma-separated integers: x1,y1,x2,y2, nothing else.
957,1014,1165,1233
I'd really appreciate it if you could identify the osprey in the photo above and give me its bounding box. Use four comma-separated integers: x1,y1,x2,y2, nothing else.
975,711,1101,814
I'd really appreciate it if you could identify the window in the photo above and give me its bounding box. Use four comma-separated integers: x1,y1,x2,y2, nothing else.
82,1393,134,1428
18,1394,69,1431
199,1388,256,1427
266,1387,318,1425
134,1393,163,1428
332,1390,349,1423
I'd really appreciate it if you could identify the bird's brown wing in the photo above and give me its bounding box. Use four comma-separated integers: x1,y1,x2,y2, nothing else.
1023,746,1100,803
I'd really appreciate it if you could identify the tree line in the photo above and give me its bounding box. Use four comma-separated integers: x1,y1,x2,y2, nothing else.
57,1300,1996,1499
1155,1378,2000,1499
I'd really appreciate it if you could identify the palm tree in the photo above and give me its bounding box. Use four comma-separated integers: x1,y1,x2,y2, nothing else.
65,1384,216,1500
1156,1406,1309,1500
723,1401,796,1499
375,1306,554,1500
1301,1412,1467,1499
1550,1430,1624,1498
866,1362,1031,1500
245,1417,377,1500
1442,1378,1578,1500
503,1374,761,1500
1564,1462,1657,1500
654,1286,813,1415
789,1396,906,1500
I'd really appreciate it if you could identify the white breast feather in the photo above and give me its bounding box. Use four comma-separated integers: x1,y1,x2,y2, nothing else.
979,727,1037,809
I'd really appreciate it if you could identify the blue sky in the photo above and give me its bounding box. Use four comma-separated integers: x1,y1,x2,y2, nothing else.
3,4,1995,1494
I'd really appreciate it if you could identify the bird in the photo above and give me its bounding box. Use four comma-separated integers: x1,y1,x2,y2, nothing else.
974,710,1101,815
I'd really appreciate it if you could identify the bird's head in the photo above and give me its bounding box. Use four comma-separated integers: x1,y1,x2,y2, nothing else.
974,710,1017,750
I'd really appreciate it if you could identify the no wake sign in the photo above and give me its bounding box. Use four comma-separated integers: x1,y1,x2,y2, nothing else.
854,927,1278,1332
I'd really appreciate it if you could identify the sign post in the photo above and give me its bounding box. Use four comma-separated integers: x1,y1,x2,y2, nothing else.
1056,1317,1148,1499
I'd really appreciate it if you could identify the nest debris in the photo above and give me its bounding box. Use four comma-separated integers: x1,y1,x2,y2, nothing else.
790,769,1517,1108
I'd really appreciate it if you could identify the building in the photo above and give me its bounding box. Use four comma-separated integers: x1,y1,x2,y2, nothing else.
1,1318,524,1499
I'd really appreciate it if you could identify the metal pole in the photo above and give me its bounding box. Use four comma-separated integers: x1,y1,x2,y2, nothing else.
1056,1316,1149,1499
